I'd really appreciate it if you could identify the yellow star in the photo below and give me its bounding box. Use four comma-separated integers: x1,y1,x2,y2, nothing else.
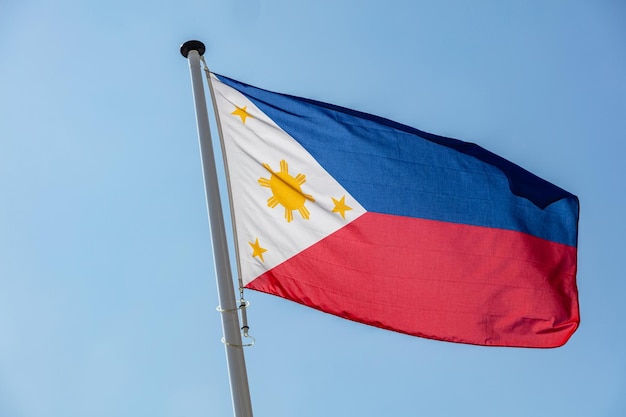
231,105,252,124
331,195,352,219
248,237,267,262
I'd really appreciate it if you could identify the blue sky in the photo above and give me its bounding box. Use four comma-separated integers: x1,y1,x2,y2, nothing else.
1,1,625,416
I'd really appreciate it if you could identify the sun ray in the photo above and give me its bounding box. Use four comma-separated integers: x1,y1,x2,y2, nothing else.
294,173,306,185
297,205,310,220
267,195,279,208
258,178,272,188
262,163,273,173
284,208,294,222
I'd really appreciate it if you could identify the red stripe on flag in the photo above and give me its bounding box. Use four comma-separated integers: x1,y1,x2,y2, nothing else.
246,213,579,348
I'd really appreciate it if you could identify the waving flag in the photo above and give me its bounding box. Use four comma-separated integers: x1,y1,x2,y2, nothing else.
209,72,579,348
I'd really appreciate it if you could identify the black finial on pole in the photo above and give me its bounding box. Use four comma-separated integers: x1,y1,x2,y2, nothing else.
180,40,206,58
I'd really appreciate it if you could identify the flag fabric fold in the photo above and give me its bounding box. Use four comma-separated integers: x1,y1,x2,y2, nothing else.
209,72,579,348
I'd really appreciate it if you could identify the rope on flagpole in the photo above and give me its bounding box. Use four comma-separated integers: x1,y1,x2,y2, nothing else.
200,55,247,293
199,54,255,349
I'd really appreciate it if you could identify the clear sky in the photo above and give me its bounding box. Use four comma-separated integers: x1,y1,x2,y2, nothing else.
1,1,625,416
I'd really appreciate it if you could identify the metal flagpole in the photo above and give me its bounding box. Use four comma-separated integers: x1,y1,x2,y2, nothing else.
180,40,253,417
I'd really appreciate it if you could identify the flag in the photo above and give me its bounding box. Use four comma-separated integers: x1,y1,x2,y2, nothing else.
209,72,579,348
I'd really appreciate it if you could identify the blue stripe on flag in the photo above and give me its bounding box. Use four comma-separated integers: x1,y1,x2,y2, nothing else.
216,74,579,247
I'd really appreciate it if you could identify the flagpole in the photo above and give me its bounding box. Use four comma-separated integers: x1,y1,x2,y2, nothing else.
180,40,253,417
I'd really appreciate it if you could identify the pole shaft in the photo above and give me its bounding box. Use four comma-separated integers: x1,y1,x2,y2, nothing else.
185,49,253,417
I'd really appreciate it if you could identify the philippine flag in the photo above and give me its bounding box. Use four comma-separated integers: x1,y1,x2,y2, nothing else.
209,73,579,348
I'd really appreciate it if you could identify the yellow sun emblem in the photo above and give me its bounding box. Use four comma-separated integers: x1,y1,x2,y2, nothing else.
258,159,315,222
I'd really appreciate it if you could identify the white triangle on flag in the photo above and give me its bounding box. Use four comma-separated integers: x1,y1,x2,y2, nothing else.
211,74,367,286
